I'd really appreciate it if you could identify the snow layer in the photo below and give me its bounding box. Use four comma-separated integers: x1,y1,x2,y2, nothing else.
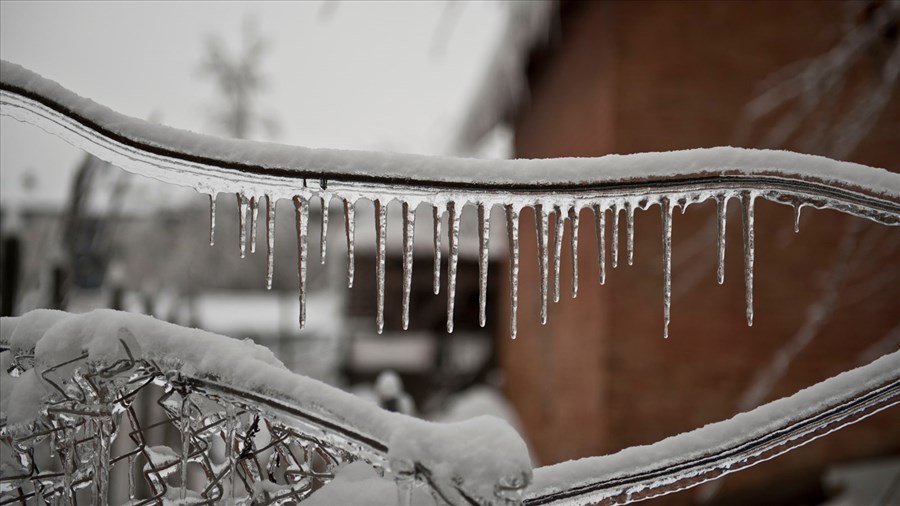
526,349,900,503
2,59,897,199
304,461,435,506
0,309,531,501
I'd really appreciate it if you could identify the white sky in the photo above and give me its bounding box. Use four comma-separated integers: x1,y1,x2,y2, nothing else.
0,1,508,209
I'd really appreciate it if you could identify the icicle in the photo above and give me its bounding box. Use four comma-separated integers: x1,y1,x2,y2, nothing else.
249,196,258,254
180,394,191,500
506,205,520,338
375,199,387,334
209,194,217,246
433,205,442,295
611,203,620,268
294,196,309,329
265,195,276,290
320,195,329,264
661,198,673,339
447,201,461,333
401,202,415,331
593,204,606,285
535,204,550,325
478,203,490,328
794,204,802,233
569,206,579,297
716,194,727,285
344,199,355,288
237,193,247,258
741,192,756,327
552,205,564,303
625,201,635,266
225,404,236,504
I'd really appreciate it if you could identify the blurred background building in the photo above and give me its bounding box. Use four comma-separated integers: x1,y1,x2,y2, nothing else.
1,2,898,505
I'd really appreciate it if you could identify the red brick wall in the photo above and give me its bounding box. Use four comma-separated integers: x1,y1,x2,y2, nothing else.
504,1,900,503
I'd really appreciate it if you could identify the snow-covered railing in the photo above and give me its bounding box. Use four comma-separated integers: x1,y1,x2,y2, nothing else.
2,59,899,339
2,310,898,505
0,310,531,505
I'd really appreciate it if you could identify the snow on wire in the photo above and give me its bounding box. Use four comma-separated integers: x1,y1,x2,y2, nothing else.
2,59,899,339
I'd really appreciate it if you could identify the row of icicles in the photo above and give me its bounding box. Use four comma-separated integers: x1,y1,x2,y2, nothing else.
209,191,774,339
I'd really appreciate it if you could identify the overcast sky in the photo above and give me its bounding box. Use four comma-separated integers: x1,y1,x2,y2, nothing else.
0,1,508,208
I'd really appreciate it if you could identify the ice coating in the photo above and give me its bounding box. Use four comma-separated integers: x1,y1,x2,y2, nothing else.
265,194,276,290
249,195,258,254
536,204,550,325
506,205,520,339
611,203,620,269
478,203,490,328
716,195,728,285
0,309,532,504
343,198,356,288
237,193,247,258
447,201,461,333
375,199,387,334
208,193,216,246
432,205,442,296
569,206,580,297
625,201,635,267
4,60,897,197
593,204,607,285
2,59,899,339
293,196,309,329
661,198,673,339
742,192,756,327
526,350,900,505
401,201,415,331
320,195,329,264
552,205,564,303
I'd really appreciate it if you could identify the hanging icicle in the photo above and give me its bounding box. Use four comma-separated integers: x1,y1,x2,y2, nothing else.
266,195,276,290
294,196,309,329
535,204,550,325
593,204,607,285
552,205,564,303
626,201,635,266
344,199,355,288
569,206,579,297
249,196,258,254
237,193,247,258
741,191,756,327
716,194,727,285
320,195,329,264
447,201,461,333
506,205,520,339
375,199,387,334
433,205,442,295
208,193,217,246
611,203,620,268
661,197,673,339
401,202,415,331
794,204,803,233
478,203,490,328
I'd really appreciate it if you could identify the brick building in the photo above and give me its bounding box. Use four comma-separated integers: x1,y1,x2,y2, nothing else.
470,2,900,504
